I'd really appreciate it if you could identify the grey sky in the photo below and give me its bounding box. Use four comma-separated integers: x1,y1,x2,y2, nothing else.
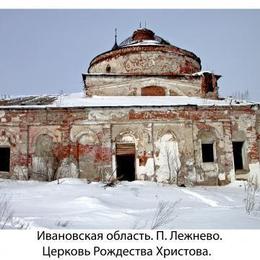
0,10,259,100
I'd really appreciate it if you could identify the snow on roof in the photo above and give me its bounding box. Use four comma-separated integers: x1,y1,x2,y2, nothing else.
192,71,213,76
121,40,164,47
0,92,257,109
119,34,170,48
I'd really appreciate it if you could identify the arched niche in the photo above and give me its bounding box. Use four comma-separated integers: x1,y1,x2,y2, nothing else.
35,134,54,157
32,134,55,181
115,128,139,144
77,131,101,180
154,131,180,183
156,128,177,142
116,133,136,144
77,130,100,145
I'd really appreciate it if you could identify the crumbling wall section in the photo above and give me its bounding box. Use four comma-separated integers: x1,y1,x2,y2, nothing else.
231,110,258,163
111,123,153,180
85,75,201,97
70,124,111,181
88,47,201,75
0,105,259,185
0,110,28,180
153,122,193,184
192,122,228,185
230,109,259,183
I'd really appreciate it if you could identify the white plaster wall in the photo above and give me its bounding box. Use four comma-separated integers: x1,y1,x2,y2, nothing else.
154,134,180,183
85,76,201,97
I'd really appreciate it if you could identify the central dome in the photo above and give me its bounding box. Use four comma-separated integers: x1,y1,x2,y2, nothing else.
132,28,155,41
88,28,201,75
118,28,171,47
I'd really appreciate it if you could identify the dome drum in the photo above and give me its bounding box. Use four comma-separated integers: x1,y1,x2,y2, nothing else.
88,45,201,75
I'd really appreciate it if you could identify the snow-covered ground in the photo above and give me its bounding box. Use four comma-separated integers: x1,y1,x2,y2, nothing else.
0,179,259,229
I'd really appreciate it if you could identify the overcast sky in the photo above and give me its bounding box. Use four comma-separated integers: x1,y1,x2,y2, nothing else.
0,10,259,100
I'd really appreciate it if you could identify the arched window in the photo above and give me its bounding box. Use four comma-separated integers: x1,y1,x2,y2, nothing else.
106,64,111,73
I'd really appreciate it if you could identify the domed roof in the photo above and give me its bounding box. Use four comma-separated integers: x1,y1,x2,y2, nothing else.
88,28,201,75
118,28,171,47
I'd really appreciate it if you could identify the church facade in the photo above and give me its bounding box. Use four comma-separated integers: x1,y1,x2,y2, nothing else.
0,28,259,185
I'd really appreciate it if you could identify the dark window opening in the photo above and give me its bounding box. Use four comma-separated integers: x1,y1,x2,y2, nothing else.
202,143,214,162
116,143,135,181
106,64,111,73
207,80,214,92
203,74,214,93
0,147,10,172
233,142,244,171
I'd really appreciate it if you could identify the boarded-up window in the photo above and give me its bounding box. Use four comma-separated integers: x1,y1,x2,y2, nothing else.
141,86,165,96
116,143,135,155
0,147,10,172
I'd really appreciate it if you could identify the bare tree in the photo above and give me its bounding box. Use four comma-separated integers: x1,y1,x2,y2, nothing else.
0,196,30,229
244,176,258,215
151,200,180,229
132,200,180,229
0,195,13,229
164,142,181,184
30,152,58,182
103,167,119,188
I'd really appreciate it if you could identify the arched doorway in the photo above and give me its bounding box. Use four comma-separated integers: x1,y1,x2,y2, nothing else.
115,133,136,181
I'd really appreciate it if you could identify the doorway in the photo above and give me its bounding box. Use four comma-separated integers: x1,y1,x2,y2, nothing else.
116,143,135,181
232,142,244,171
0,147,10,172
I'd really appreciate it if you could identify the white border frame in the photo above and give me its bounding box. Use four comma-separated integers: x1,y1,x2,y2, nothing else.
0,0,260,9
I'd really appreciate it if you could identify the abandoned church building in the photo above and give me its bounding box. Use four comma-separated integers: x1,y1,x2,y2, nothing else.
0,28,260,186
